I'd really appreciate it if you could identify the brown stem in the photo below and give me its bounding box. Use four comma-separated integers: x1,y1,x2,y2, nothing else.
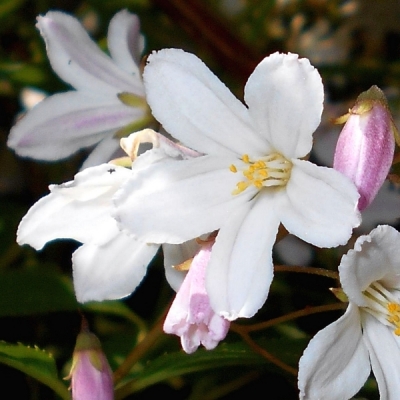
238,330,298,376
150,0,261,83
274,264,339,280
232,302,347,334
113,304,170,384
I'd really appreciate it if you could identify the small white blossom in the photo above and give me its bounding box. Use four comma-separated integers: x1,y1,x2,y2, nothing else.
114,50,360,320
298,225,400,399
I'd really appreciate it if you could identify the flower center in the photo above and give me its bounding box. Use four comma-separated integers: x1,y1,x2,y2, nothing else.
362,281,400,335
229,153,292,195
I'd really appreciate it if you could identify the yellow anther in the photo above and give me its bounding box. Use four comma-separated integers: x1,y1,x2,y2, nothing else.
254,180,263,189
229,164,237,173
242,154,250,163
232,181,249,195
388,303,400,313
230,153,292,195
395,328,400,336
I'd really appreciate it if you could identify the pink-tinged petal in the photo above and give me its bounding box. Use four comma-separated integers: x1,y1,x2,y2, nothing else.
17,164,131,250
279,159,360,248
8,91,143,161
114,155,255,243
207,192,280,320
164,242,230,353
339,225,400,307
361,312,400,400
37,11,143,96
70,328,113,400
163,241,200,291
72,233,158,303
244,52,323,159
298,303,370,400
333,86,395,211
107,10,143,77
143,49,267,156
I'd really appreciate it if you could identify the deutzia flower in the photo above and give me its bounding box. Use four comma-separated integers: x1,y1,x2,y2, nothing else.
163,237,230,353
298,225,400,400
8,10,152,167
17,130,196,303
114,50,361,320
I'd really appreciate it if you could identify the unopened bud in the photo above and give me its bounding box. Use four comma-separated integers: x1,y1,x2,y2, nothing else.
333,85,398,211
67,324,114,400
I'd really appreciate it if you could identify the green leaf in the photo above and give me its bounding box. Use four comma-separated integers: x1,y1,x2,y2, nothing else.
0,0,26,20
0,268,78,316
115,337,307,398
83,300,147,329
0,61,48,86
0,342,70,399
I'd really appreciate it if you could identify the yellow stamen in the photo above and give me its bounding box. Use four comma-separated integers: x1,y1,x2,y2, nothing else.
242,154,250,163
230,153,292,195
387,302,400,335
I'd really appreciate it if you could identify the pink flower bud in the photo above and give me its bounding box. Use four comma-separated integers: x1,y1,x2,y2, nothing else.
164,241,230,354
68,326,114,400
333,85,397,211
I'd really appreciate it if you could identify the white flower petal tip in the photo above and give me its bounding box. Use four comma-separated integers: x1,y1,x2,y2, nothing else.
8,10,147,164
164,241,230,353
333,86,397,211
298,225,400,399
16,162,160,304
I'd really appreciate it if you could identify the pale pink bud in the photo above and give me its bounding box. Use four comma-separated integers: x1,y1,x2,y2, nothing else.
68,326,114,400
164,241,230,354
333,85,397,211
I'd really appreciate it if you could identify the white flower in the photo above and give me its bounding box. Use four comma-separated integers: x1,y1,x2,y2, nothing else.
17,130,195,303
298,225,400,400
8,10,151,167
114,50,361,320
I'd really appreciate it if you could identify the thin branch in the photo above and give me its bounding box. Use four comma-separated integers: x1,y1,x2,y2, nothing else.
236,330,298,376
233,302,347,333
113,304,170,384
274,264,339,280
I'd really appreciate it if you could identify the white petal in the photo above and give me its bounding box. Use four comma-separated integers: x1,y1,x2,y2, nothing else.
143,49,267,156
361,312,400,399
37,11,144,96
298,303,370,400
279,159,360,247
114,155,255,243
72,233,158,303
162,241,200,292
80,137,122,169
17,164,131,249
8,91,143,161
107,10,142,77
244,52,323,159
339,225,400,307
207,192,280,320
